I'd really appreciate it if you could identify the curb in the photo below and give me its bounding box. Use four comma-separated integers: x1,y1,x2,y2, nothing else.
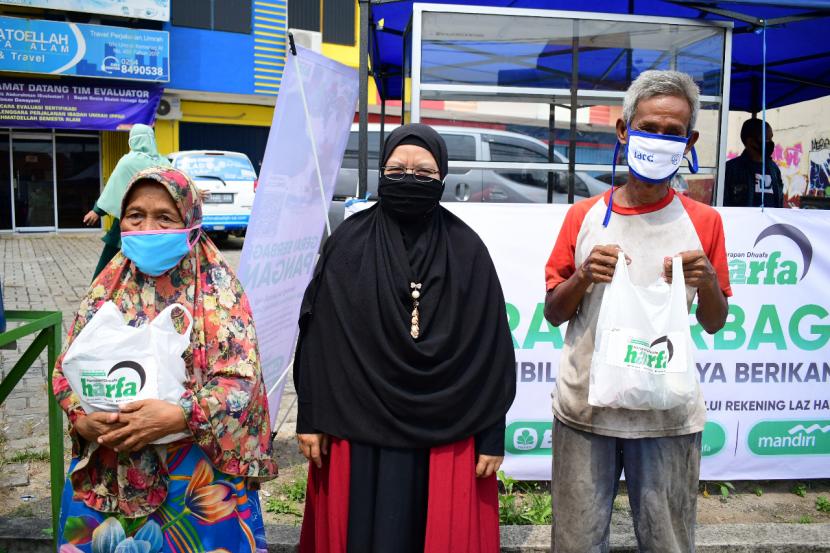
2,517,829,552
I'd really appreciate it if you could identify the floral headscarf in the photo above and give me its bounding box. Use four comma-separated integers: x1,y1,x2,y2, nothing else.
53,167,277,517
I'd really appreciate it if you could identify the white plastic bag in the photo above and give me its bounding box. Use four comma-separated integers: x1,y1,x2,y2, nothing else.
588,253,698,410
62,301,192,444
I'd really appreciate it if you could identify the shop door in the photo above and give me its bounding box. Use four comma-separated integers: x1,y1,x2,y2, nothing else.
0,134,10,231
12,134,55,231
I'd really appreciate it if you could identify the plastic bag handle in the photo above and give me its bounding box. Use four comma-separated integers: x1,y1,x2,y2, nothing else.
154,303,194,346
614,250,630,282
671,255,685,292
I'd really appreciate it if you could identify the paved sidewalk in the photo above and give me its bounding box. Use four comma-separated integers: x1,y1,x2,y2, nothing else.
0,233,297,457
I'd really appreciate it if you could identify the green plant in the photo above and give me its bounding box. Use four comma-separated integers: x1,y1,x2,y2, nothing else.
5,450,50,464
498,493,523,525
265,497,302,518
498,471,516,495
792,483,808,498
701,481,735,502
497,471,552,525
751,485,763,497
816,496,830,513
521,493,552,525
282,474,307,503
798,515,814,524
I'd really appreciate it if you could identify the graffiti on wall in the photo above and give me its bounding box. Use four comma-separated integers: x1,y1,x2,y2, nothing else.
771,142,808,202
808,136,830,196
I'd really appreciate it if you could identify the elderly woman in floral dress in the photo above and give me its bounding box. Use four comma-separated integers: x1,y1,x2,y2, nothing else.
52,167,277,553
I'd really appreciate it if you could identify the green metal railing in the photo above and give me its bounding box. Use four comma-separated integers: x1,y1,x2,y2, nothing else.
0,310,63,542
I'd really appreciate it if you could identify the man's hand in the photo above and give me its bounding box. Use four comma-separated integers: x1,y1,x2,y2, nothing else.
197,188,211,201
666,249,728,334
664,250,718,290
83,210,100,226
74,412,124,443
578,244,630,285
475,454,503,479
97,400,188,453
297,433,329,469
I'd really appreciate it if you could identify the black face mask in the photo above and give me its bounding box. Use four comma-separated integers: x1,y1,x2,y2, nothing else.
378,175,444,221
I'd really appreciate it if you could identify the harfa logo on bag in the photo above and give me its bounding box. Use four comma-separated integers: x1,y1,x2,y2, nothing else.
80,360,147,400
748,420,830,455
621,335,674,371
728,224,813,286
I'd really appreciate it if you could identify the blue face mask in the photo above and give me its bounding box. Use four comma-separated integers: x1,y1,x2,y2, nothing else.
121,226,200,276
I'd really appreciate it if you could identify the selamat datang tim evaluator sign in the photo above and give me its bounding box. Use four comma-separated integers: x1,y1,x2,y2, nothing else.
0,15,169,82
441,203,830,481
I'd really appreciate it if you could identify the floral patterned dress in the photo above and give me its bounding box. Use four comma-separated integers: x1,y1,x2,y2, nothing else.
52,167,277,552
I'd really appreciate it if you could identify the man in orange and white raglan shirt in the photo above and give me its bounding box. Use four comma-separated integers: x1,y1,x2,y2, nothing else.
544,70,732,553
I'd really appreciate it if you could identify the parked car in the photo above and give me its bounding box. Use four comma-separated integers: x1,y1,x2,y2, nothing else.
168,150,258,240
331,124,610,229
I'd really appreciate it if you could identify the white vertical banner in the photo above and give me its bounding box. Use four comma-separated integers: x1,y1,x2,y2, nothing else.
238,47,359,426
445,203,830,481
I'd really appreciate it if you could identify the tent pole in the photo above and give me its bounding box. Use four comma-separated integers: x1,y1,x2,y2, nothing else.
568,22,579,205
380,95,387,158
547,101,556,204
358,0,370,198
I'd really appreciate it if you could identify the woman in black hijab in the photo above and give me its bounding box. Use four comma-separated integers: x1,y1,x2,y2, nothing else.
295,124,516,553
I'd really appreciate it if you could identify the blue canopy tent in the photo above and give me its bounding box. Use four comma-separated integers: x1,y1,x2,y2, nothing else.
353,0,830,199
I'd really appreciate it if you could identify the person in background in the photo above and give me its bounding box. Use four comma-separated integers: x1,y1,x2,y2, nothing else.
724,118,784,208
544,70,731,553
84,124,172,279
55,167,276,552
295,124,516,553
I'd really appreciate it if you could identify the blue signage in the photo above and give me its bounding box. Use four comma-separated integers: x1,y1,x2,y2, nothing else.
0,16,169,82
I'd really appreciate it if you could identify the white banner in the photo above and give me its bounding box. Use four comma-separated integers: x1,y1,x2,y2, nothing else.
238,47,358,425
444,203,830,481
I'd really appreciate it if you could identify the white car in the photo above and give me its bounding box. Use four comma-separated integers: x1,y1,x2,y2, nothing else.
168,151,258,240
331,124,611,228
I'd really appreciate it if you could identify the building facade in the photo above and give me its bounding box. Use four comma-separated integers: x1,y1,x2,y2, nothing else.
0,0,361,232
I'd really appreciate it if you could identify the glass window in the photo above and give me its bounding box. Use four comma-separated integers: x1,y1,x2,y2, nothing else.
342,131,381,170
172,0,251,34
489,137,548,163
173,154,257,181
414,9,728,205
341,130,476,166
12,137,54,229
171,0,212,30
323,0,355,46
442,134,477,161
420,12,725,94
56,136,100,229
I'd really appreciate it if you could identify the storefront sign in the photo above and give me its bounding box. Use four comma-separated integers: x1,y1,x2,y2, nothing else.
0,76,162,130
442,203,830,481
0,0,169,22
0,16,169,82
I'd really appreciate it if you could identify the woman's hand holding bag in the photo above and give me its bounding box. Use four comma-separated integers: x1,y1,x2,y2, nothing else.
62,301,194,446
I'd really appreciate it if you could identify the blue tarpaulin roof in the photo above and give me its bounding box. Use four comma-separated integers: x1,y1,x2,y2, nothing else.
368,0,830,112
